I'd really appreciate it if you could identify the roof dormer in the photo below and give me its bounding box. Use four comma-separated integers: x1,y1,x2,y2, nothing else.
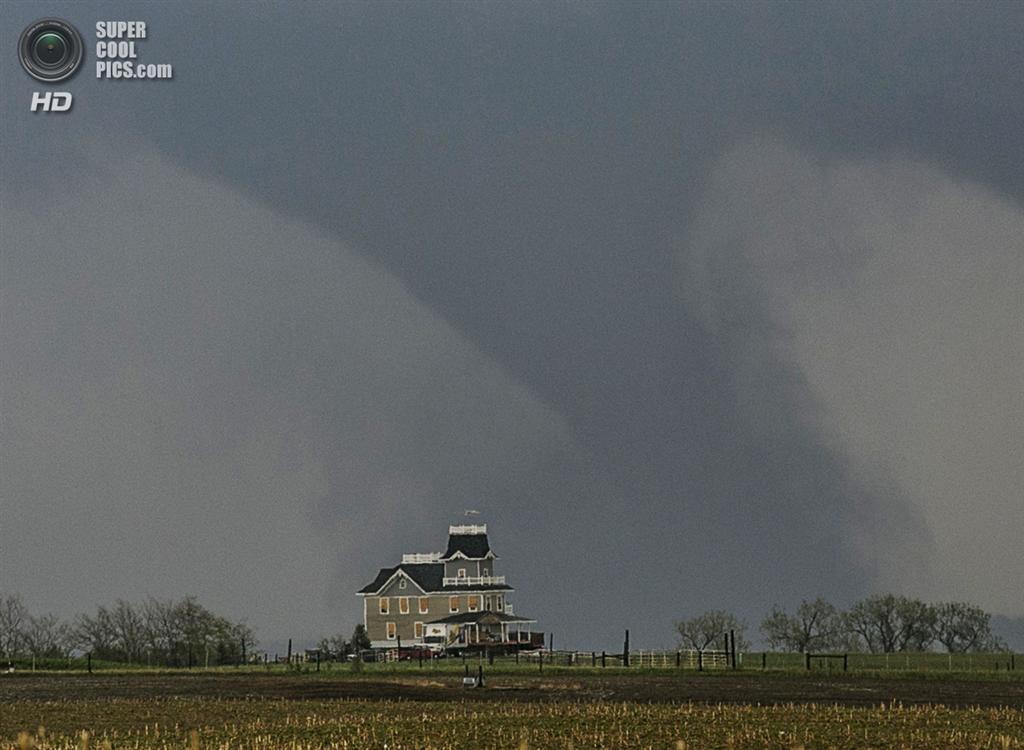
441,524,496,560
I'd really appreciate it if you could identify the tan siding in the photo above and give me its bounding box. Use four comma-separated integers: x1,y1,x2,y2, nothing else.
364,594,453,642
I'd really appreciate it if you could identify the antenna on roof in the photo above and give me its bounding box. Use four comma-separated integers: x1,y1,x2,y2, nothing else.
464,509,481,516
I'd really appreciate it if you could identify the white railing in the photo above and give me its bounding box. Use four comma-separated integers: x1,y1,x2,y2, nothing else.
442,575,505,586
401,552,442,563
448,524,487,535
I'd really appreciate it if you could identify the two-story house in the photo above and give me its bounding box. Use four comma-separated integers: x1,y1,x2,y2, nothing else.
357,524,538,650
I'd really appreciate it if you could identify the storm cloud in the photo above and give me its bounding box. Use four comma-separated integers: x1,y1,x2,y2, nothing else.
1,1,1021,648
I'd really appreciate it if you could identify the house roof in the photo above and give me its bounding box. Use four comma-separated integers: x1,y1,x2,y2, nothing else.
357,566,399,594
442,531,493,559
428,610,536,625
356,563,512,595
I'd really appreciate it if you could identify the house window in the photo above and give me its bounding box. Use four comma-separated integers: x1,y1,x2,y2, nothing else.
399,578,407,589
379,598,389,615
468,595,480,612
484,595,492,611
386,622,396,640
418,597,429,614
414,621,424,639
399,597,409,614
449,596,459,613
457,568,467,578
482,567,489,576
496,595,503,612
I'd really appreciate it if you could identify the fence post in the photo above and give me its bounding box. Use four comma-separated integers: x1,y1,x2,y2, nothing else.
730,629,736,669
602,651,606,668
805,652,811,671
592,651,596,667
676,650,681,668
87,652,92,674
539,650,543,673
698,650,703,672
762,652,766,670
843,654,848,672
316,651,321,672
623,629,630,668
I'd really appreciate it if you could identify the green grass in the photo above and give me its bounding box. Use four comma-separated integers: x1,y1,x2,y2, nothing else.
6,652,1022,683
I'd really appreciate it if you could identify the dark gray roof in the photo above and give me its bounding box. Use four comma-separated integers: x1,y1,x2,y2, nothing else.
443,532,492,559
357,566,398,594
427,610,536,625
357,562,511,594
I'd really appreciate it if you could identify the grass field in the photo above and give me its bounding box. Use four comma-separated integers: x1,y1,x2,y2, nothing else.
2,668,1022,749
4,698,1024,750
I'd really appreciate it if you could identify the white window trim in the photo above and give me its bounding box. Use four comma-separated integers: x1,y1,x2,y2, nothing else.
419,597,429,614
449,596,459,613
386,622,397,640
379,597,389,615
399,597,409,614
414,621,424,639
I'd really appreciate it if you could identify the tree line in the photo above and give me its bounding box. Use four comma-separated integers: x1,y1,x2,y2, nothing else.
315,623,371,660
676,595,1008,654
0,593,255,666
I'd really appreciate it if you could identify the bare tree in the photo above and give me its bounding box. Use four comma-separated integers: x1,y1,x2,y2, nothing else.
142,596,182,665
760,598,842,652
74,606,116,658
844,595,936,652
675,610,748,651
23,613,72,659
933,602,999,653
109,599,146,664
0,594,28,658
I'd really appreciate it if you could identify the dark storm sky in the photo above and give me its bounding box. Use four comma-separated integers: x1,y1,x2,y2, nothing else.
2,1,1021,648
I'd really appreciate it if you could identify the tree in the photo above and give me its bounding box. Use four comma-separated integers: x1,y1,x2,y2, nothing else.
0,594,28,659
675,610,749,651
109,599,146,664
844,595,936,653
933,602,998,653
231,622,258,664
760,598,842,652
142,596,181,664
317,633,350,659
74,606,117,659
350,623,371,652
23,613,72,659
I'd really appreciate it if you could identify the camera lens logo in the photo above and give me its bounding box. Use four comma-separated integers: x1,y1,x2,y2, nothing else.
19,18,84,83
